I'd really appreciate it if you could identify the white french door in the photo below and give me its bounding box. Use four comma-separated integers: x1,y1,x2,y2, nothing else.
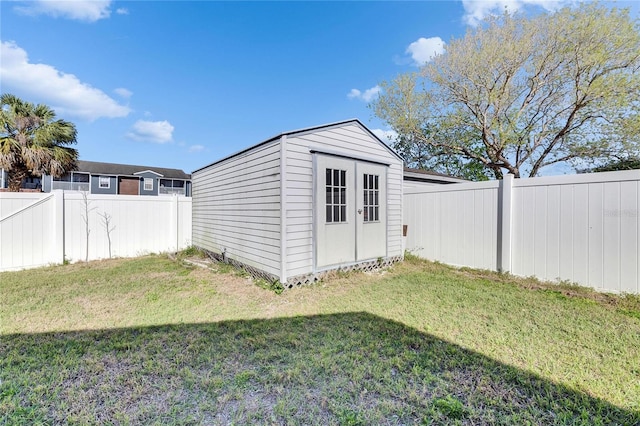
356,162,387,261
315,154,387,269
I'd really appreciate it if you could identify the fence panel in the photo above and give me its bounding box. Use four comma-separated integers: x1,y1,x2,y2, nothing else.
511,171,639,293
63,193,192,262
0,192,48,217
0,191,192,271
177,196,193,248
404,170,640,294
404,181,500,271
0,193,59,270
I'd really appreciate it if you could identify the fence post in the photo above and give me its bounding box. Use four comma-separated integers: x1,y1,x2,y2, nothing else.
52,190,65,265
498,174,513,273
171,195,179,253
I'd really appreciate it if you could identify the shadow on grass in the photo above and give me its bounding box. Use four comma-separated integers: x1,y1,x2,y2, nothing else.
2,312,638,425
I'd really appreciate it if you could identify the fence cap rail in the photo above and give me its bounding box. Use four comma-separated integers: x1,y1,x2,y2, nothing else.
404,170,640,194
513,170,640,187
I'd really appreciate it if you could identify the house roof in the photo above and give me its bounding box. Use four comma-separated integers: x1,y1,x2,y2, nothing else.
403,167,467,184
193,119,403,173
75,160,190,180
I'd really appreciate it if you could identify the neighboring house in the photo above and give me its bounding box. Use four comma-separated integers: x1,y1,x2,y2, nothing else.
192,119,407,287
0,168,43,191
41,161,191,196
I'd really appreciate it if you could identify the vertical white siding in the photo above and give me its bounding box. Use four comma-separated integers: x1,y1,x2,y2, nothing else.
62,193,191,262
404,181,500,271
0,192,192,271
192,140,282,278
0,192,48,217
284,122,403,277
404,170,640,294
177,196,193,249
0,193,58,270
511,171,640,293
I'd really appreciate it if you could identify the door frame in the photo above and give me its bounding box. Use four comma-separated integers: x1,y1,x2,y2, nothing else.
118,176,140,195
311,150,390,273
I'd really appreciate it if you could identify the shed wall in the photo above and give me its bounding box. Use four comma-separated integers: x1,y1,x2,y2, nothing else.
192,140,282,278
284,122,403,277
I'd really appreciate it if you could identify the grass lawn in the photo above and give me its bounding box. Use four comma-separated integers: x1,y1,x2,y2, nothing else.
1,254,639,425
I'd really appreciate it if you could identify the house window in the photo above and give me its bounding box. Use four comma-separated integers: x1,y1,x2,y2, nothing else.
159,179,186,195
99,176,110,189
144,178,154,191
54,173,72,182
160,179,185,188
53,172,89,183
363,173,379,222
326,168,347,223
73,173,89,183
52,172,90,191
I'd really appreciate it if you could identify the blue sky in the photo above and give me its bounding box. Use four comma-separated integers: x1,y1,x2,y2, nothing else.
1,0,638,174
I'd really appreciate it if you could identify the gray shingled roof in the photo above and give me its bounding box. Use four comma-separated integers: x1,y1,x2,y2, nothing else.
404,167,467,184
76,160,190,179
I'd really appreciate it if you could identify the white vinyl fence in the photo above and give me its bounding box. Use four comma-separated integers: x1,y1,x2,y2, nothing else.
0,191,192,272
404,170,640,294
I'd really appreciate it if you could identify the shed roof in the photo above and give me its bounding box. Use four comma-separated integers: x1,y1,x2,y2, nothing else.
75,160,190,179
404,167,467,184
193,119,403,173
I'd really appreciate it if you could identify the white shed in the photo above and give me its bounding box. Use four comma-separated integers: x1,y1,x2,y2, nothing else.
192,119,404,287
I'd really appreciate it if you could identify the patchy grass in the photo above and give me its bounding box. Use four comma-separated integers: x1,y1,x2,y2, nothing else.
1,254,639,424
446,257,640,316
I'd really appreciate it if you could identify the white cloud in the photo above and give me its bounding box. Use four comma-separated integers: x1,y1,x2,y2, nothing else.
462,0,568,26
406,37,445,66
347,85,381,102
347,89,361,99
126,120,175,144
0,41,131,121
188,144,205,153
116,8,129,15
14,0,113,22
371,128,399,143
114,88,133,99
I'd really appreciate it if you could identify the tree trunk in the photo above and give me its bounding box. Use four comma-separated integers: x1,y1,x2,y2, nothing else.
7,168,27,192
490,166,503,180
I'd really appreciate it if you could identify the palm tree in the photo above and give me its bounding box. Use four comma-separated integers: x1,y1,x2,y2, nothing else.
0,94,78,191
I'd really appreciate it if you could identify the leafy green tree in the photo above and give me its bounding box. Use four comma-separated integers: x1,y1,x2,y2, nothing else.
589,157,640,172
394,129,491,181
0,94,78,191
373,3,640,179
